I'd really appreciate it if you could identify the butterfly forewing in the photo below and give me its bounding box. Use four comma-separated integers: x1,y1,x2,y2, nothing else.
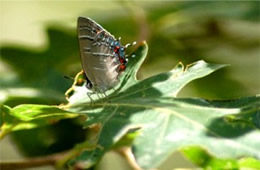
77,17,121,92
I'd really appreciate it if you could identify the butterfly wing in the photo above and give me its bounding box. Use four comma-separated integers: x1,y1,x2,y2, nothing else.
77,17,120,92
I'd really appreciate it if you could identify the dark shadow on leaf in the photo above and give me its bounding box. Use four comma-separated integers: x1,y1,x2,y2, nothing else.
12,118,86,157
0,26,79,93
205,98,259,138
167,97,258,138
206,116,254,138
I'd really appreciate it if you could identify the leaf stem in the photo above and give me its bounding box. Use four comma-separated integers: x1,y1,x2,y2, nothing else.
116,147,142,170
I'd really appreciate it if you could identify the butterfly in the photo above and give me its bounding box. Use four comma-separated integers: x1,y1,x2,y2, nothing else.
77,17,135,95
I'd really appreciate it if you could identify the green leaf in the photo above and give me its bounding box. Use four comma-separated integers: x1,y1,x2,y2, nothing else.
61,42,260,169
181,146,260,170
239,157,260,170
131,96,259,168
0,104,79,139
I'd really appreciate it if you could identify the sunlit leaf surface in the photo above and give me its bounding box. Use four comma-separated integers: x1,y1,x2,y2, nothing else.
0,104,79,139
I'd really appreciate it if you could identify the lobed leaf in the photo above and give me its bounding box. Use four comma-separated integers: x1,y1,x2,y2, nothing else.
63,42,259,169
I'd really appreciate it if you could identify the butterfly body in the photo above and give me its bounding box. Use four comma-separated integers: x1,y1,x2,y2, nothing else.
77,17,128,93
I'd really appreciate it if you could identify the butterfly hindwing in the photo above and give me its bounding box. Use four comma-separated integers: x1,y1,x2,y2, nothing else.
77,17,121,92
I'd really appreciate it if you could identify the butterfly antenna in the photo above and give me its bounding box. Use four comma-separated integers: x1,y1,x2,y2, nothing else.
125,41,136,49
125,41,137,59
64,75,74,81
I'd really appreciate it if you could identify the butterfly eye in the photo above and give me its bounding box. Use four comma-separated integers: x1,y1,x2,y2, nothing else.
119,47,125,57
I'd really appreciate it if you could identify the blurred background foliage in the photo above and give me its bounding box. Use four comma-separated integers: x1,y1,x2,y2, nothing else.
0,1,259,169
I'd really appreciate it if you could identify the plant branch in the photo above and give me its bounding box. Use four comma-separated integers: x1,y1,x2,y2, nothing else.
121,0,150,43
0,151,67,170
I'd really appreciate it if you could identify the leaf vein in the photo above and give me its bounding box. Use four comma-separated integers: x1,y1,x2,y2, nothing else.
95,102,259,155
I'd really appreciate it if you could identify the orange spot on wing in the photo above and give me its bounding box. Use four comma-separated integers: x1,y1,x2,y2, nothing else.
119,64,126,71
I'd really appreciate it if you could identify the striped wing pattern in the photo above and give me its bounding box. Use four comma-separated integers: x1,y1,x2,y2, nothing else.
77,17,121,92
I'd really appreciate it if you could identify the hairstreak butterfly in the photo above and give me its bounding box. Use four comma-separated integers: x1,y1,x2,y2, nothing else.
77,17,135,97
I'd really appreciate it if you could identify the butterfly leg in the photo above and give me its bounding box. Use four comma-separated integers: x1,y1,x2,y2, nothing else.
87,92,94,105
102,91,109,102
96,92,105,103
111,87,117,93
